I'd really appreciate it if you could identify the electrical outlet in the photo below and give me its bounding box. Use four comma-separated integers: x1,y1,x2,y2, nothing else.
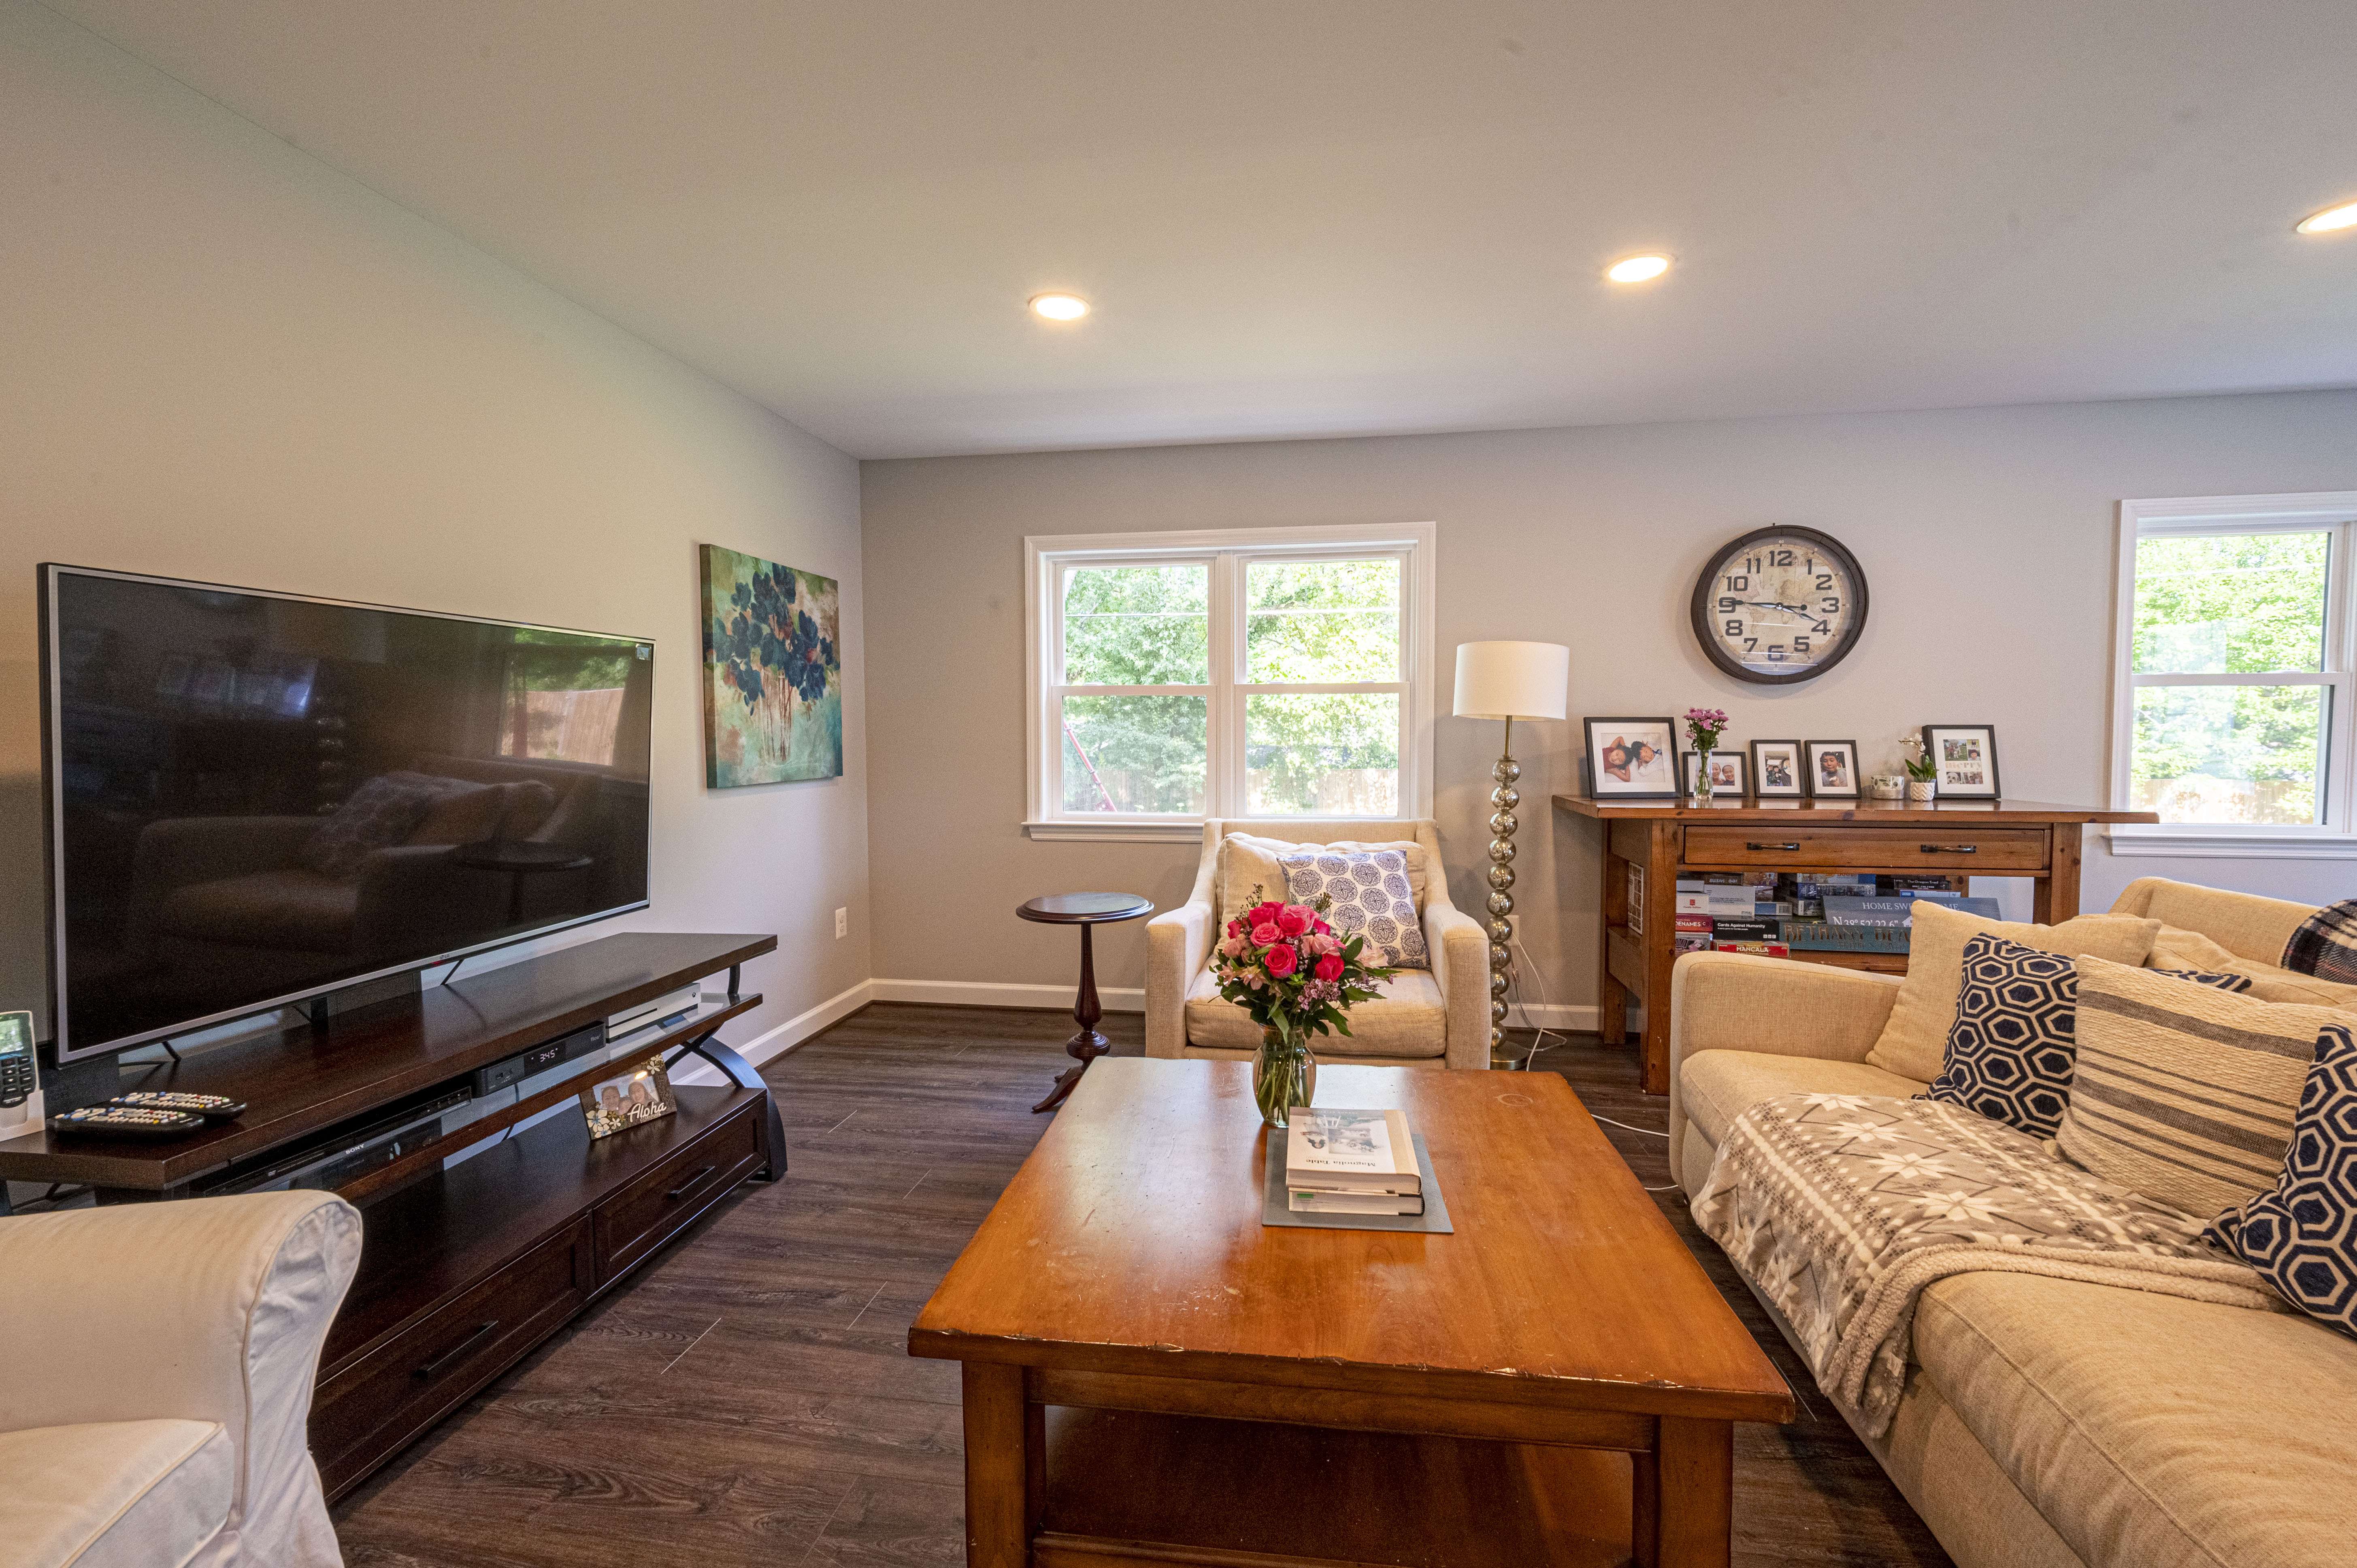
834,907,848,939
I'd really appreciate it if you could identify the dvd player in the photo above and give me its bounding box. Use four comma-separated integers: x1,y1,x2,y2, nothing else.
470,1021,606,1098
204,1086,471,1196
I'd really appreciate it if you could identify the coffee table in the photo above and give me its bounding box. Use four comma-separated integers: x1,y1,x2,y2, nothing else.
909,1058,1793,1568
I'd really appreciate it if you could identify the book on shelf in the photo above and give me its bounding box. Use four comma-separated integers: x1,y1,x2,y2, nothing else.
1284,1107,1421,1195
1822,895,1999,926
1782,921,1912,953
1675,932,1716,954
1288,1189,1427,1215
1713,940,1791,958
1887,874,1966,893
1708,917,1782,943
1675,913,1715,932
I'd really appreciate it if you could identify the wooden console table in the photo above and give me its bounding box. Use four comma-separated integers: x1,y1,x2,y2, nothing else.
1553,797,2158,1094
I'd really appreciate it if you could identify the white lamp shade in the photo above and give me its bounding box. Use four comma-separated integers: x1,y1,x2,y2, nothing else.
1453,640,1569,721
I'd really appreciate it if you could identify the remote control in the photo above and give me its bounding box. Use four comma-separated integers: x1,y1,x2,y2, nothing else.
50,1104,206,1138
113,1091,247,1121
0,1011,33,1110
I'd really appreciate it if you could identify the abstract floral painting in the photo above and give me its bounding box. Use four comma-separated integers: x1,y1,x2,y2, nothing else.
699,543,842,787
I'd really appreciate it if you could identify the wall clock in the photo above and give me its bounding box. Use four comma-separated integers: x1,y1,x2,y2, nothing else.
1688,525,1869,684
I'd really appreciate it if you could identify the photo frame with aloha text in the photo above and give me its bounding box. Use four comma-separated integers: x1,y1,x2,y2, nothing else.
1922,724,2001,798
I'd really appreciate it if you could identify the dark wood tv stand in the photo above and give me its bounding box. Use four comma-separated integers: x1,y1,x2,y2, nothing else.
0,932,786,1498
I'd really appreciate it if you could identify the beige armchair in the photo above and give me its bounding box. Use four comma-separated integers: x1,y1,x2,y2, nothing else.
0,1191,361,1568
1145,818,1489,1069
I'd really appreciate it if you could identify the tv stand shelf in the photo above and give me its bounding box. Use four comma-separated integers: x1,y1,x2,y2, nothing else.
0,931,788,1500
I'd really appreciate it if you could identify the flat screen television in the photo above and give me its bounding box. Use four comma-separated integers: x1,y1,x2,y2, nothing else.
38,564,655,1063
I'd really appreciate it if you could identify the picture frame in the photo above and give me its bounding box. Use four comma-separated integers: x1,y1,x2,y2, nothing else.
1803,739,1862,799
1680,749,1747,797
1922,724,2001,798
1583,717,1679,799
578,1057,678,1140
1749,739,1804,798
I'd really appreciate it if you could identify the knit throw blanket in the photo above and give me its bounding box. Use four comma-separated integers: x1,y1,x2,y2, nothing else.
2283,898,2357,983
1691,1094,2287,1438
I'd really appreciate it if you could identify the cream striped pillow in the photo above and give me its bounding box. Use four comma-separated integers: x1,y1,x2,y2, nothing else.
2058,956,2333,1219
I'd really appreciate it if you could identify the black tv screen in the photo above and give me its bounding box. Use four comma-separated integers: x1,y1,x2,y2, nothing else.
40,565,654,1062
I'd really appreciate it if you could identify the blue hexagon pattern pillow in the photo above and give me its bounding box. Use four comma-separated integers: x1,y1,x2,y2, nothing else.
2205,1021,2357,1339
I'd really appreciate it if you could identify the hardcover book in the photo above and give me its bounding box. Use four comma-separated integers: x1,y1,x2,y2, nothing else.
1283,1108,1421,1194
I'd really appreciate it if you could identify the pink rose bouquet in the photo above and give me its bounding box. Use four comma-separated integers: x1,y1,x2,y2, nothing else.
1212,885,1398,1125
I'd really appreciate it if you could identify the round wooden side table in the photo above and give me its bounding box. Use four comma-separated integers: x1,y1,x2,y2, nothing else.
1018,892,1153,1113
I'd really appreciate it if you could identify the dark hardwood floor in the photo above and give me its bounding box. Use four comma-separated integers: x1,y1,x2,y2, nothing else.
332,1004,1950,1567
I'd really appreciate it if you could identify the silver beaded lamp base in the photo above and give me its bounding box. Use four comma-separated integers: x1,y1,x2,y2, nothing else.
1486,720,1522,1070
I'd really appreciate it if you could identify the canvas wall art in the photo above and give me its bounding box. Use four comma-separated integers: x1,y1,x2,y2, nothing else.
700,543,842,787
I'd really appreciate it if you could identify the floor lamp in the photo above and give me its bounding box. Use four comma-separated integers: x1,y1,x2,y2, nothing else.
1453,641,1570,1069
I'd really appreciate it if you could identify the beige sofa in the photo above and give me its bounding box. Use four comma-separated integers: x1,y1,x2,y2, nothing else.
1667,877,2355,1568
1144,818,1489,1069
0,1191,361,1568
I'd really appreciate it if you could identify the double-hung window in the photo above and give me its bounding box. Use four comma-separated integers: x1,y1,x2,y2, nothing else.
1025,523,1436,839
2111,492,2357,855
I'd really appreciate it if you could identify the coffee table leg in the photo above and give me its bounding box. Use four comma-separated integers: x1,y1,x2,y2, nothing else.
1632,1446,1660,1568
962,1362,1034,1568
1642,1416,1732,1568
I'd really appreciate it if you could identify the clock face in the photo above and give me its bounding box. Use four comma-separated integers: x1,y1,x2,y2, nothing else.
1689,526,1869,684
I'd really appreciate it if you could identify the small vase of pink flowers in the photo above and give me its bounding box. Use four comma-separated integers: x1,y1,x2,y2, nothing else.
1684,707,1730,802
1213,888,1399,1128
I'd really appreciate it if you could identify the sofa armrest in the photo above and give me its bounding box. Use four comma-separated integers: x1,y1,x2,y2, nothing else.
1424,892,1490,1070
1145,900,1213,1059
1667,951,1902,1185
0,1191,360,1565
129,817,319,944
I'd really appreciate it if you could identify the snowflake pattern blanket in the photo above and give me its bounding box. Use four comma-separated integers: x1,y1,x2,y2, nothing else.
1691,1093,2288,1438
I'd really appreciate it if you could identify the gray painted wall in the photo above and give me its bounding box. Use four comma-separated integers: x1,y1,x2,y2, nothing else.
0,1,871,1046
862,391,2357,1017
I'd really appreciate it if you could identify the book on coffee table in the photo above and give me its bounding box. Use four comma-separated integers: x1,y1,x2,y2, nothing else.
1289,1188,1425,1216
1284,1107,1420,1197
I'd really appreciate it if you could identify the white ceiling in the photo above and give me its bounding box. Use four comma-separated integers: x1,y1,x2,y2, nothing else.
45,0,2357,459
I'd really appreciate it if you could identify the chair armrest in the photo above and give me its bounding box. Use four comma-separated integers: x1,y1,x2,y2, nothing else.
0,1191,360,1564
1667,951,1901,1185
1146,900,1214,1059
1423,894,1490,1070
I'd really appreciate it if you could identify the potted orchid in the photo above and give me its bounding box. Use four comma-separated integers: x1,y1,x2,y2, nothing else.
1213,888,1398,1127
1684,707,1731,801
1900,730,1940,802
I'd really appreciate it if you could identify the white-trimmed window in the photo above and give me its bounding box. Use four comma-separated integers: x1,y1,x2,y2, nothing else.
1024,523,1436,840
2111,492,2357,857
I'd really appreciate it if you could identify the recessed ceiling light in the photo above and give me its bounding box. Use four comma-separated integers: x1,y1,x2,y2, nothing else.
2295,199,2357,236
1030,292,1090,321
1604,254,1672,284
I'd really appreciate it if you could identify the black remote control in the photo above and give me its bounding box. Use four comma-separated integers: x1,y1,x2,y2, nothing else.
51,1104,207,1138
114,1091,247,1121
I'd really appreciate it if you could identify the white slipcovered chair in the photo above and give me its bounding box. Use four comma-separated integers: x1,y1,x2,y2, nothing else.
0,1189,362,1568
1145,818,1489,1069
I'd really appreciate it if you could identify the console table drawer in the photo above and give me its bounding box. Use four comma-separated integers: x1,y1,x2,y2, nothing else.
592,1100,764,1281
1680,824,2051,870
313,1219,591,1494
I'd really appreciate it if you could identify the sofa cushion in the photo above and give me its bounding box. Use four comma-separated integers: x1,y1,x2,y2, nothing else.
2206,1021,2357,1338
156,867,359,952
1185,965,1444,1058
2150,923,2357,1010
1278,849,1429,970
2059,955,2334,1220
1866,902,2161,1083
1677,1049,1923,1149
0,1419,232,1568
1219,833,1424,927
1911,1271,2357,1568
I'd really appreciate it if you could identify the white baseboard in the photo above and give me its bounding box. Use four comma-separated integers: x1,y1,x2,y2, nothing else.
869,977,1146,1013
665,977,875,1087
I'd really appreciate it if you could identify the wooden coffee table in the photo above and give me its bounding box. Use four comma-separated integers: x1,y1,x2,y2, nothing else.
909,1058,1793,1568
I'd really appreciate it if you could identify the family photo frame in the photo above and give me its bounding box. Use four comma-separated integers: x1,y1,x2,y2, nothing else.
1583,717,1680,799
1681,749,1748,797
1803,739,1861,799
1748,739,1804,798
1923,724,2001,798
578,1057,678,1140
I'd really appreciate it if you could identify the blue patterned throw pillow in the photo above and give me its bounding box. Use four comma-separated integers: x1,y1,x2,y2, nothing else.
2205,1022,2357,1338
1277,849,1429,970
1926,933,2251,1138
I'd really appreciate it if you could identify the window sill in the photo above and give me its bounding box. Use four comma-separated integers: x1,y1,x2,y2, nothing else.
2104,827,2357,860
1023,820,1206,843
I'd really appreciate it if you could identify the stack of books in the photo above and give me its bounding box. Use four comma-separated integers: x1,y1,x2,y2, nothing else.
1285,1107,1424,1216
1672,872,1997,956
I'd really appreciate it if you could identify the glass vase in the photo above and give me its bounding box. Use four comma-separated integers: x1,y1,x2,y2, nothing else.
1253,1023,1318,1129
1692,754,1714,803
